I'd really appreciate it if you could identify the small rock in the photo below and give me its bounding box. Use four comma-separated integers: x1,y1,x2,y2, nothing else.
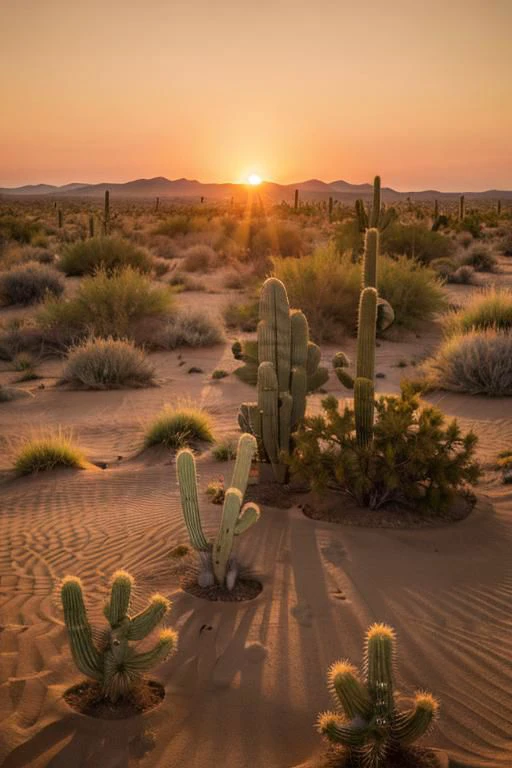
376,372,386,379
188,366,203,374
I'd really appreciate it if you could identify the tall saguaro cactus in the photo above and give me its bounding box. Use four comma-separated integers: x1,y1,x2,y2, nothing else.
61,571,177,702
459,194,465,222
176,433,260,589
103,190,110,235
317,623,439,768
239,277,320,482
294,188,299,210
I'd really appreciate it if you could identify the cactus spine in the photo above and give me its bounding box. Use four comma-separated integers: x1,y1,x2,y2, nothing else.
317,623,439,767
239,278,321,482
61,571,176,702
176,433,260,589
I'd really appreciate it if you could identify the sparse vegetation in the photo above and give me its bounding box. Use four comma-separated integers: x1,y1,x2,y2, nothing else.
59,236,154,276
144,405,215,449
14,432,88,474
182,244,215,272
0,262,64,305
61,337,156,389
443,290,512,336
460,244,497,272
156,309,224,349
212,437,238,461
380,223,455,264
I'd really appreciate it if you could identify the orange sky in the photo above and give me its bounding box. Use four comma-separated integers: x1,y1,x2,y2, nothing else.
1,0,511,190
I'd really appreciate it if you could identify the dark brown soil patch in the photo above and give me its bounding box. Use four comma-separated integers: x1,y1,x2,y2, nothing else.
64,679,164,719
299,489,476,529
245,480,299,509
180,572,262,602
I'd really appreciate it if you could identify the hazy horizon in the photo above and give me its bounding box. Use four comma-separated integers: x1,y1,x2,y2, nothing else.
1,0,511,190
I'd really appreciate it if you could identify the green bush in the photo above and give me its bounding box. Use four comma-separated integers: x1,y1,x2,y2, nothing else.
61,337,156,389
423,330,512,396
0,262,65,305
0,215,42,245
182,244,215,272
59,236,154,276
443,289,512,336
144,405,214,449
381,223,455,264
379,256,447,328
290,389,479,511
14,432,87,474
460,244,497,272
154,215,195,237
38,267,174,343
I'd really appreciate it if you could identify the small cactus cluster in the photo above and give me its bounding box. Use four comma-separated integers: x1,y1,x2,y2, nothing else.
232,337,328,393
238,277,327,482
61,570,176,702
333,226,394,446
318,624,439,767
176,433,260,589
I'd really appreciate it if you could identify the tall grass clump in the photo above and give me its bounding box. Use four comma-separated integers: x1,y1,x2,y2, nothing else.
156,310,224,349
59,236,154,276
443,289,512,336
38,267,174,344
0,262,65,305
144,405,215,449
61,337,156,389
379,256,447,328
182,244,215,272
381,223,455,264
459,244,498,272
423,330,512,396
14,431,87,474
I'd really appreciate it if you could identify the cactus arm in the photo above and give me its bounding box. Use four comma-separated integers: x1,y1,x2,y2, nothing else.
290,311,309,369
393,693,439,745
104,570,133,627
213,488,243,584
127,594,170,641
369,175,381,228
125,629,178,671
176,448,209,551
229,433,257,498
306,341,321,375
356,288,377,381
328,661,372,720
335,368,355,390
365,623,395,711
258,361,280,466
61,576,103,681
317,712,368,747
233,501,260,535
259,278,292,391
362,228,379,289
307,366,329,392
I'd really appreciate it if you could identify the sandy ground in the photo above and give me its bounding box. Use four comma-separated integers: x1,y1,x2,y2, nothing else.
0,255,511,767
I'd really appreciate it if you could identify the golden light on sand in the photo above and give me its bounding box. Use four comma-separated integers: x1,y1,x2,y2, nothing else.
247,174,262,186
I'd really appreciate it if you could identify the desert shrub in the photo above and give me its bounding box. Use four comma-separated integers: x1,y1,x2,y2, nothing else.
273,249,446,341
59,236,153,276
458,214,482,239
168,272,205,291
290,389,479,511
459,244,497,272
443,289,512,336
144,405,214,449
456,231,473,250
0,215,42,244
0,262,65,305
20,245,55,264
333,218,363,255
38,267,174,343
212,438,238,461
61,337,156,389
14,432,87,474
154,215,195,237
223,299,259,332
156,310,224,349
430,257,457,278
449,265,476,284
182,244,215,272
423,330,512,396
211,368,229,379
381,223,455,264
501,233,512,256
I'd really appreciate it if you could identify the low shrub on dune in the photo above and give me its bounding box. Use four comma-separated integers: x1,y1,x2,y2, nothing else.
38,267,174,344
423,329,512,396
0,262,64,305
144,405,215,449
14,432,87,474
59,236,154,276
61,337,156,389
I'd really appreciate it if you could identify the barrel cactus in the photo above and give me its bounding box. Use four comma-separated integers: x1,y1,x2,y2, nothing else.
61,570,176,702
238,277,325,482
176,432,260,589
317,623,439,767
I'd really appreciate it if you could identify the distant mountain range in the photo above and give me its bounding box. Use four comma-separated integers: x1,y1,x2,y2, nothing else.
1,176,511,202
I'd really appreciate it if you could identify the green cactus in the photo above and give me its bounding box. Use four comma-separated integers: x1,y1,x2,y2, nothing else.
369,175,381,228
58,208,63,229
61,571,176,702
238,278,327,482
103,190,110,235
459,194,465,222
317,623,439,767
355,199,368,233
176,433,260,589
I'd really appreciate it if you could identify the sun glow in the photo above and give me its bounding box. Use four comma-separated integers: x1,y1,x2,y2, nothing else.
247,174,262,186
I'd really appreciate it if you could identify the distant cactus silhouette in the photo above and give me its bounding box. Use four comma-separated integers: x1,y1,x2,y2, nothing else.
61,571,176,702
294,188,299,210
459,194,465,222
58,208,63,229
317,623,439,767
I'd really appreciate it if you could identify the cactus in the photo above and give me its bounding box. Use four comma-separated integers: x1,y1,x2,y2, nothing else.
103,190,110,235
239,278,323,482
369,175,381,228
232,336,328,392
176,433,260,589
317,623,439,767
497,199,501,216
61,571,176,702
294,188,299,210
434,199,439,220
355,198,368,233
459,194,465,222
58,208,63,229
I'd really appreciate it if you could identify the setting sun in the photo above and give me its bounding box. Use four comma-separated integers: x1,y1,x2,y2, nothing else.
247,174,262,186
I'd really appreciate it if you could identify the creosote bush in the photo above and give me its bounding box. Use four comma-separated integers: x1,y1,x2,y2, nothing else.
422,330,512,396
0,262,65,305
156,309,224,349
61,337,156,389
38,267,174,344
290,388,479,511
59,236,154,276
14,432,88,474
144,405,215,449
